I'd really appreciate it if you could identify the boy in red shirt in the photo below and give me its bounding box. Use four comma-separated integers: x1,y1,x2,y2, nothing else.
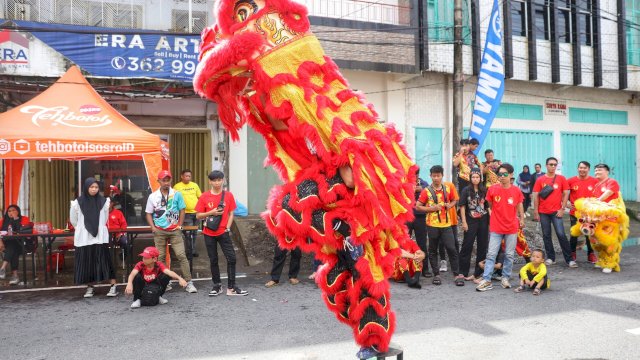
107,200,128,263
476,163,525,292
125,246,188,308
567,161,598,263
195,170,248,297
532,157,576,268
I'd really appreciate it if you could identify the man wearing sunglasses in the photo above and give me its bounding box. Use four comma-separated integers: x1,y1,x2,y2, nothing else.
476,163,524,291
532,157,576,268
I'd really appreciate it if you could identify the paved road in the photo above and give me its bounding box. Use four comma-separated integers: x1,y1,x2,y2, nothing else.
3,245,640,360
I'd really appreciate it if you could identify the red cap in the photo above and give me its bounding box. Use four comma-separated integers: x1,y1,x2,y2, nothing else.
139,246,160,258
157,170,172,180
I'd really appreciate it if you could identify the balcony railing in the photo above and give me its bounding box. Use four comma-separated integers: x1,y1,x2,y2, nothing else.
1,0,410,31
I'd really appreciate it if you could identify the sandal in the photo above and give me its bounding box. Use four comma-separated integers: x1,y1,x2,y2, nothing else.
514,285,525,293
432,276,442,285
533,288,541,296
464,275,475,281
454,276,465,286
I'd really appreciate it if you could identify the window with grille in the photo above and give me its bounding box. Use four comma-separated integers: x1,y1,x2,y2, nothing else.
577,0,594,46
427,0,471,44
628,0,640,65
534,0,550,40
511,0,527,37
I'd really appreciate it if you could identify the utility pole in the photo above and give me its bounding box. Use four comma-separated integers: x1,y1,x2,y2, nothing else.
452,0,464,187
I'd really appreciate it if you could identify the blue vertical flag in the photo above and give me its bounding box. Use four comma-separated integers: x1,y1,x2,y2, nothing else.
469,0,505,153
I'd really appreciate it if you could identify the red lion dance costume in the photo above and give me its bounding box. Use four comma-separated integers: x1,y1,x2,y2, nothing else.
193,0,417,356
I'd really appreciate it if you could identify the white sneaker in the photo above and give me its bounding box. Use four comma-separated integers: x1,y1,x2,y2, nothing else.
130,299,141,308
166,282,173,291
602,268,612,273
500,277,511,289
439,260,448,272
185,281,197,293
544,259,555,266
568,261,578,268
9,275,20,285
0,268,6,279
83,286,94,298
159,296,169,305
106,285,118,297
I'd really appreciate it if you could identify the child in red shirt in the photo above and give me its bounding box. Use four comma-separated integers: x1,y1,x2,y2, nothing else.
107,200,128,262
125,246,187,308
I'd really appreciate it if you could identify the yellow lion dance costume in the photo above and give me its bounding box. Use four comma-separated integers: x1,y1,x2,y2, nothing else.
570,196,629,272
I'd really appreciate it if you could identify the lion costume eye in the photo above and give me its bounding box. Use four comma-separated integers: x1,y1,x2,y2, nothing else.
234,0,258,23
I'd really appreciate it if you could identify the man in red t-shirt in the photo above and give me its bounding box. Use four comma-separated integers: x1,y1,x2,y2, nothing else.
476,163,525,292
532,157,575,268
567,161,598,263
125,246,188,308
592,163,620,203
195,170,248,297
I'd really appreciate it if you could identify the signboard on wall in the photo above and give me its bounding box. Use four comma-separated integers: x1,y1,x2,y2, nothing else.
2,20,200,82
545,100,567,116
0,28,67,76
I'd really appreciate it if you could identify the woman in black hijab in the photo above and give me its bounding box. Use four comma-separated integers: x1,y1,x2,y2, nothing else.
0,205,31,285
70,178,117,298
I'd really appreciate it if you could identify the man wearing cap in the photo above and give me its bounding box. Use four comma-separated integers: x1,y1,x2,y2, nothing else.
125,246,188,308
145,170,197,293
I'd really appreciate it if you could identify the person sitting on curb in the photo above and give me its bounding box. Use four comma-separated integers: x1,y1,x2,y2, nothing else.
514,249,550,296
392,246,427,289
125,246,188,308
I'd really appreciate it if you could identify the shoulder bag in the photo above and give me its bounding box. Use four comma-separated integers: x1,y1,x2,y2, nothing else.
538,176,556,200
205,191,226,231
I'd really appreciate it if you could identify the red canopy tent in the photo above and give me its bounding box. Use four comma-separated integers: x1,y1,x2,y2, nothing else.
0,66,169,208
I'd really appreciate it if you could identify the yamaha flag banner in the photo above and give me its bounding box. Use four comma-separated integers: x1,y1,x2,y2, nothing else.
469,0,505,153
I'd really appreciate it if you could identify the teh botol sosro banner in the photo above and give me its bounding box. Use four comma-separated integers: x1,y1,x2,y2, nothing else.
469,0,505,152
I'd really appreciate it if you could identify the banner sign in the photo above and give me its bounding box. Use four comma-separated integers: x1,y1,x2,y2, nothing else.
0,26,67,77
469,0,505,154
544,100,567,116
2,20,200,82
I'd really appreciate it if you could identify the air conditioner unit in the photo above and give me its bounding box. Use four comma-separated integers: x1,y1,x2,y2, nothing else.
14,4,31,20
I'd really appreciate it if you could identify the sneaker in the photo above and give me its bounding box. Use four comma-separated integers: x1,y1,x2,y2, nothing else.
571,251,576,261
209,285,223,296
0,268,5,279
265,280,279,288
476,280,493,292
9,275,20,285
185,281,197,293
158,296,169,305
227,286,249,296
588,253,597,264
83,286,95,298
439,260,448,272
501,277,511,289
130,299,141,308
166,282,173,291
289,278,300,285
106,285,118,297
602,268,612,274
568,261,578,268
544,259,555,266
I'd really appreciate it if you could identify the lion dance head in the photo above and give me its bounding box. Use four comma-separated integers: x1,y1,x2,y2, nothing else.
570,196,630,272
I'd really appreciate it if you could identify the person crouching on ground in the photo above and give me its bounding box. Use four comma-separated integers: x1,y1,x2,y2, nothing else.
126,246,188,308
392,245,426,289
514,249,550,296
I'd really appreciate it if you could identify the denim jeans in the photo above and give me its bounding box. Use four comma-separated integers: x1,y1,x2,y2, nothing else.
539,212,572,263
483,232,517,281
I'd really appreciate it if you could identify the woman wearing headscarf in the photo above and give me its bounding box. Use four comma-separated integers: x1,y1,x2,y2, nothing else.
0,205,31,285
70,178,117,298
517,165,533,213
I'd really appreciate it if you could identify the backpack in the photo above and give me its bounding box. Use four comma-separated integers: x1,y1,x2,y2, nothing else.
140,282,162,306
